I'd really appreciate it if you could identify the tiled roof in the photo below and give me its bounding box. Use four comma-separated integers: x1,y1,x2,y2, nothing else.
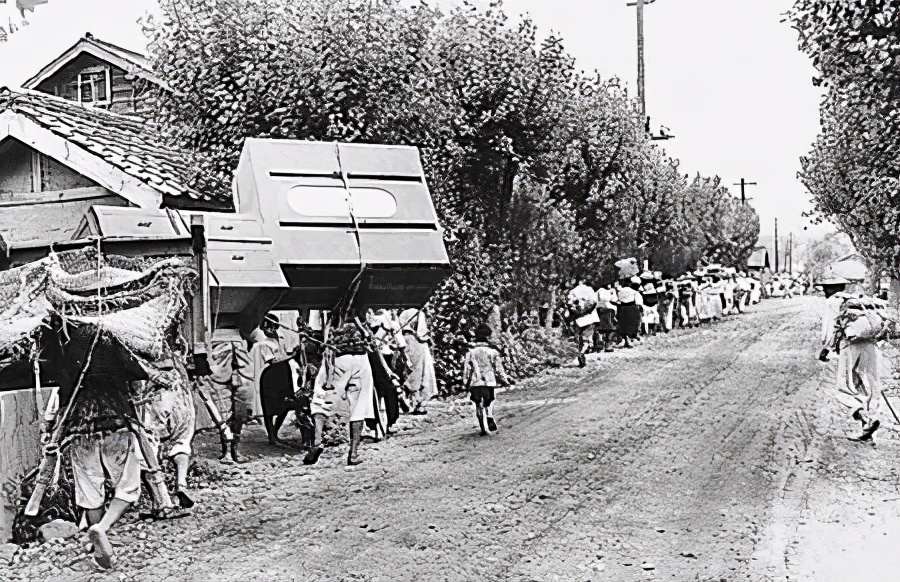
0,88,231,210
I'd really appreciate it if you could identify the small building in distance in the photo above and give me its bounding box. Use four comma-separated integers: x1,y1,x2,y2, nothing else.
21,33,164,115
746,247,770,272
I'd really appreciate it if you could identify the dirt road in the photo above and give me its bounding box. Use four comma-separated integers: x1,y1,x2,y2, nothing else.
4,297,899,581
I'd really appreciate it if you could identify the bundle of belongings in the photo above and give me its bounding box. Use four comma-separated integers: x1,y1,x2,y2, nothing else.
615,257,640,280
835,296,899,344
566,284,599,322
566,284,600,367
0,247,196,556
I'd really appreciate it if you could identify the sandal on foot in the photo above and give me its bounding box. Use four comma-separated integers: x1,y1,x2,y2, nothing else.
175,490,195,509
139,506,190,521
88,525,113,570
303,446,323,465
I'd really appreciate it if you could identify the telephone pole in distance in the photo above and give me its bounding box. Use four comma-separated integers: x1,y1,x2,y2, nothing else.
733,178,757,205
627,0,658,118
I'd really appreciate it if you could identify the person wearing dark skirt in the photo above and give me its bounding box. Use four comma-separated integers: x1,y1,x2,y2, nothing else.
616,277,643,348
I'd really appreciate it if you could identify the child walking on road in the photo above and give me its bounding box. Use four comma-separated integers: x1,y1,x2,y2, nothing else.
463,323,513,436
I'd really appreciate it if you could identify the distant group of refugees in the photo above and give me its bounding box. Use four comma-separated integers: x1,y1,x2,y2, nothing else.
564,259,771,367
760,268,813,299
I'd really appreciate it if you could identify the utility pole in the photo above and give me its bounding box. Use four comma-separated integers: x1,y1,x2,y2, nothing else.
774,218,779,273
627,0,657,118
788,232,793,275
732,178,757,205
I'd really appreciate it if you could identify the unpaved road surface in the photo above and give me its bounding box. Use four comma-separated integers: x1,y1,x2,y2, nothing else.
4,297,900,581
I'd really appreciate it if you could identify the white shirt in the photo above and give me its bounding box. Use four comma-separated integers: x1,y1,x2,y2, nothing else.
288,358,303,390
617,287,643,305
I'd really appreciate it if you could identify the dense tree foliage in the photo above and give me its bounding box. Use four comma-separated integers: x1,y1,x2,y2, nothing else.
146,0,760,390
0,0,50,40
788,0,900,279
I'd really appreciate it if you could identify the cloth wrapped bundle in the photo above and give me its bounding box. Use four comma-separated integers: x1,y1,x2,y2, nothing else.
615,258,639,280
0,247,196,374
331,323,369,356
566,284,598,318
839,297,895,343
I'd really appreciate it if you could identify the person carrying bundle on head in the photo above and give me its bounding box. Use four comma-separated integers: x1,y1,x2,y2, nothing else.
566,280,599,367
595,286,618,352
616,276,643,348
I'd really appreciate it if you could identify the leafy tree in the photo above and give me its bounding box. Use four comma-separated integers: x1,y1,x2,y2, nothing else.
799,231,856,282
146,0,760,389
788,1,900,277
0,0,49,40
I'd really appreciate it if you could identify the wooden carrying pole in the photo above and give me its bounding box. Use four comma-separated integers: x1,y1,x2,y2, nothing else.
31,334,46,439
195,378,234,442
25,329,100,516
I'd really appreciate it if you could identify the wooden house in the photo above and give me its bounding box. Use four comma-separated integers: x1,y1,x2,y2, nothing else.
0,87,230,251
21,33,164,115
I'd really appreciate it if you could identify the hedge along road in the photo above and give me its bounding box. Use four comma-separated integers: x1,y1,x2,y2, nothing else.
4,296,892,582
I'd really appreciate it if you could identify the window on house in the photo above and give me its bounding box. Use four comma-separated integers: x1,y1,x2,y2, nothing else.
77,67,110,105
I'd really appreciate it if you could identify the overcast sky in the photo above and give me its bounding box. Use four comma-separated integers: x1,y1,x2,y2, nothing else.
0,0,826,244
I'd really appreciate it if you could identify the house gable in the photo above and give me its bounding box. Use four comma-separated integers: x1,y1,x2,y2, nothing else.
22,34,165,115
0,137,97,197
0,109,163,209
0,137,128,245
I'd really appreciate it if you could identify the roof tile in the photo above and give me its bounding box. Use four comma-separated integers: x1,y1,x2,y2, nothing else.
0,88,231,210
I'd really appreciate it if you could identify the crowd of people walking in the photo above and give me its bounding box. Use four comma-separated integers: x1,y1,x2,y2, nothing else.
564,261,782,367
21,255,841,571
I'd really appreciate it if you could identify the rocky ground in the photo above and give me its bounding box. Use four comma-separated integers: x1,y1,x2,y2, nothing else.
2,296,899,581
